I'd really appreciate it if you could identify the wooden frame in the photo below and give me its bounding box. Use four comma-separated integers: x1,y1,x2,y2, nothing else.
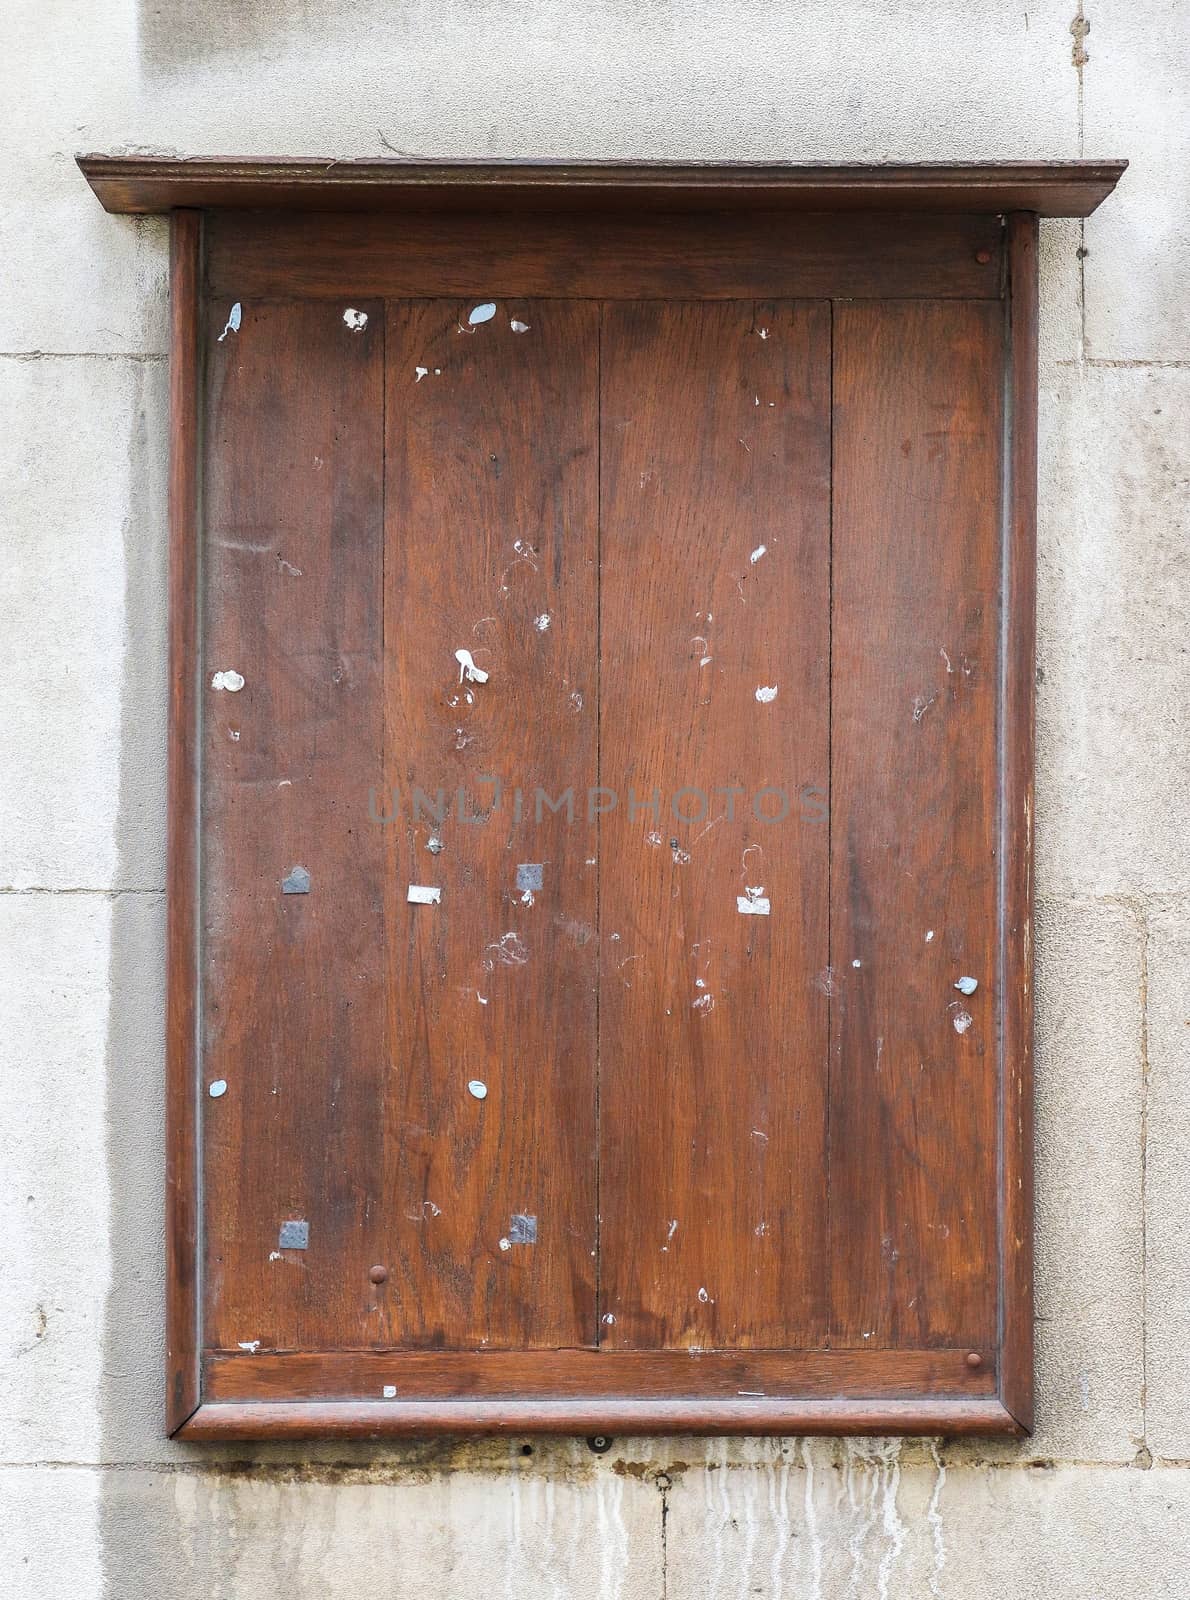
82,160,1122,1441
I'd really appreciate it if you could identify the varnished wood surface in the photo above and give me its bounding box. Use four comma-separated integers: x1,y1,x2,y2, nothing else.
598,301,831,1349
204,212,1004,302
828,301,1003,1348
78,155,1127,217
379,300,599,1348
201,299,387,1352
205,1347,995,1400
180,1396,1023,1439
1000,215,1039,1431
169,198,1045,1434
165,211,202,1433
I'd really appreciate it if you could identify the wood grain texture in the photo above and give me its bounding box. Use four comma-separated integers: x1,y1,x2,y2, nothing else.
828,301,1004,1349
1000,214,1039,1431
77,155,1127,218
379,300,599,1348
200,298,387,1353
165,210,202,1433
204,212,1003,302
180,1396,1022,1439
205,1347,995,1400
598,301,832,1350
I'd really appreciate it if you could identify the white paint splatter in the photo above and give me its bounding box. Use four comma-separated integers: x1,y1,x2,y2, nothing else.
913,693,937,723
217,303,241,342
692,993,715,1013
569,691,584,712
925,929,935,943
737,885,771,916
750,544,768,564
343,308,368,332
510,318,531,333
534,613,552,632
755,685,778,703
756,326,769,340
468,1079,488,1100
667,1219,678,1240
407,884,442,905
498,1237,512,1252
208,1080,227,1099
700,655,713,667
602,1312,616,1325
672,846,691,865
237,1340,260,1353
268,1251,283,1261
852,959,862,968
415,365,428,382
211,670,244,692
697,1286,710,1303
276,557,302,577
953,1010,973,1035
468,302,497,325
645,831,663,847
454,647,490,684
954,975,979,995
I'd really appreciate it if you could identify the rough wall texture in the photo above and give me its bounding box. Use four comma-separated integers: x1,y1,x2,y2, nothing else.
2,2,1187,1595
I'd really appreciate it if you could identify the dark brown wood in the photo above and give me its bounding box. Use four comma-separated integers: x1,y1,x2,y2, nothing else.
200,299,388,1353
1000,214,1039,1432
204,211,1004,301
179,1396,1023,1439
378,300,599,1348
204,1347,995,1400
77,156,1127,218
141,190,1062,1437
597,301,831,1350
165,210,202,1435
828,301,1003,1349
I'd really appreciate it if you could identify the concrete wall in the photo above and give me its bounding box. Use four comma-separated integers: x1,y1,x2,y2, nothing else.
2,3,1186,1594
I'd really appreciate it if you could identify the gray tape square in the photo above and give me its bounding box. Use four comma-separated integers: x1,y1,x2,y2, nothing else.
516,863,544,893
278,1219,309,1249
508,1213,537,1244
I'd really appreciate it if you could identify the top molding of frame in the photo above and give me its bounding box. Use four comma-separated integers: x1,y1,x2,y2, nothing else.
77,157,1126,218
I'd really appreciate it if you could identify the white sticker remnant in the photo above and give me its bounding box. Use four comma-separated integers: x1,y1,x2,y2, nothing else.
602,1312,616,1326
217,302,241,342
750,544,768,564
498,1237,512,1252
211,669,245,693
407,884,442,905
382,1385,398,1399
954,975,979,995
454,647,490,684
737,885,771,916
534,613,552,632
468,302,497,326
953,1011,974,1035
925,929,936,943
208,1079,228,1099
692,993,715,1013
343,308,369,331
755,685,778,703
510,318,531,333
697,1287,710,1303
237,1340,261,1353
468,1079,488,1100
415,365,428,382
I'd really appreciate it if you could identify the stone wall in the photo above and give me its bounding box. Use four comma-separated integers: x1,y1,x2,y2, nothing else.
2,3,1187,1594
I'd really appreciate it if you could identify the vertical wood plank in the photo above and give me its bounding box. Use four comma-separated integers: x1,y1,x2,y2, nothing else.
1001,213,1038,1429
829,300,1003,1349
598,301,832,1350
166,210,202,1432
201,298,387,1352
381,300,600,1349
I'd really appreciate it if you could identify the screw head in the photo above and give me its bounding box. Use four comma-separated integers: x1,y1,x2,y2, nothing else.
966,1351,983,1369
369,1265,388,1284
975,249,992,265
587,1434,613,1454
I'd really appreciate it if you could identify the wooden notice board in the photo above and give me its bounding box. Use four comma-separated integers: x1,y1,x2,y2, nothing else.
81,157,1125,1438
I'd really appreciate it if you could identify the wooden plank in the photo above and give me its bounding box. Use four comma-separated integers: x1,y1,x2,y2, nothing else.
200,298,387,1353
204,1346,996,1400
204,212,1004,302
828,301,1004,1349
77,155,1128,218
1000,214,1039,1431
380,299,600,1348
598,301,832,1350
180,1396,1022,1439
165,210,202,1434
